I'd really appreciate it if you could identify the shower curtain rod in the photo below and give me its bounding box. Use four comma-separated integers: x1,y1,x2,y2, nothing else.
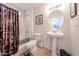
0,3,18,12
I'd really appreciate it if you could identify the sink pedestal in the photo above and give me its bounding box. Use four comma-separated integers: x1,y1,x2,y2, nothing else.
47,31,64,56
52,37,58,56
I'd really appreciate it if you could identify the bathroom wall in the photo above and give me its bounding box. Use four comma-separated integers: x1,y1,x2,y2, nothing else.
70,3,79,56
33,3,72,54
33,4,52,49
26,8,34,40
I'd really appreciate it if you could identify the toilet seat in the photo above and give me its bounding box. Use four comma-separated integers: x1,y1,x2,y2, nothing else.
26,40,37,49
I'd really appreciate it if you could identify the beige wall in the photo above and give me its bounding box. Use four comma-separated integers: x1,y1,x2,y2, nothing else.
33,3,72,54
26,9,34,40
33,4,51,49
70,3,79,56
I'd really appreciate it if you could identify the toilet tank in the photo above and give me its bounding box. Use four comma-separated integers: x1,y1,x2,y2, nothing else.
34,33,42,41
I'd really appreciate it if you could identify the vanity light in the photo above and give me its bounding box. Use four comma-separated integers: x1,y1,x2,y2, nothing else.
48,3,61,11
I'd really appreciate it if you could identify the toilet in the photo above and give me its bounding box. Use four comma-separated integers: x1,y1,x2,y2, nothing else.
26,33,42,50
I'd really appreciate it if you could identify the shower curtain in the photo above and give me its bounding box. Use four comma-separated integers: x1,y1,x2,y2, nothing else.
0,4,19,56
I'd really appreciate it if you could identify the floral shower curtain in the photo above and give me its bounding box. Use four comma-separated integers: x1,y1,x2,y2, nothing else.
0,4,19,56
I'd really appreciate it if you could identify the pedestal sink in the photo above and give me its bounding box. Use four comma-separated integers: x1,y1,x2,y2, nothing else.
47,31,64,56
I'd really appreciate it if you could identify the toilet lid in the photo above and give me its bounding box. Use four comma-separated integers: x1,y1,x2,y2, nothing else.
26,40,37,46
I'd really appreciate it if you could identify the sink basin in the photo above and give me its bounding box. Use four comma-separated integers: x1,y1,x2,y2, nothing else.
47,31,64,38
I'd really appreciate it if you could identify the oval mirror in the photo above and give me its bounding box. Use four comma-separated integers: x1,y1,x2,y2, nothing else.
49,10,64,32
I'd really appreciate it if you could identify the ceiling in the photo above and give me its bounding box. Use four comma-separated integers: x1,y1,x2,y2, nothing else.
10,3,42,10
